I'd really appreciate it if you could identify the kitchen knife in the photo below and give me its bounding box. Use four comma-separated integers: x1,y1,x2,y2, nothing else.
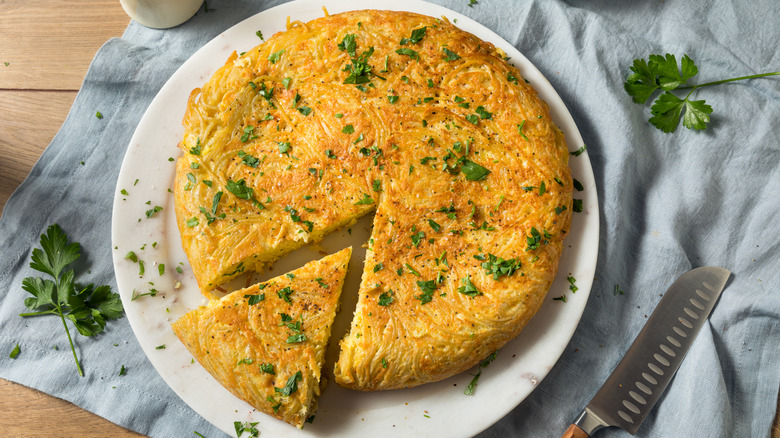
563,266,731,437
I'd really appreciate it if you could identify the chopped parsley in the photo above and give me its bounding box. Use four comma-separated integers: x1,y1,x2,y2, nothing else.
277,287,294,303
480,254,521,279
460,160,491,181
396,48,419,61
525,227,551,251
415,280,438,304
517,121,530,141
9,343,20,359
400,27,427,45
378,290,394,306
260,362,275,374
458,276,482,297
268,49,285,64
246,294,265,305
342,124,355,134
225,179,256,202
277,141,292,155
567,276,578,293
354,193,374,205
475,105,493,120
189,138,202,155
570,144,587,156
442,47,461,61
240,126,257,143
275,370,303,396
464,351,497,395
237,150,260,167
339,35,384,85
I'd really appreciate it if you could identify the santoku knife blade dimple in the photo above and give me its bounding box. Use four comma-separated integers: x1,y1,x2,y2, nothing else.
562,266,731,437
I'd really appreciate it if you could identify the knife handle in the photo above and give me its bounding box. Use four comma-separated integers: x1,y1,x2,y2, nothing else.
562,424,589,438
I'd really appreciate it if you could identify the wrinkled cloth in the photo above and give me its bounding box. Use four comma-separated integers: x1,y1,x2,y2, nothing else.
1,1,778,437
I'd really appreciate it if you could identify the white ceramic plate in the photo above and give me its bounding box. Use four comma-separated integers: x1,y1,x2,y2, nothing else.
111,1,599,436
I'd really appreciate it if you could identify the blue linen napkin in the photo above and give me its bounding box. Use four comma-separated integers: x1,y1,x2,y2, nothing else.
1,1,778,437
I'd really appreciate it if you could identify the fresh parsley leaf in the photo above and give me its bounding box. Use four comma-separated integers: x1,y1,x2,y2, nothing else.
475,105,493,120
260,362,275,374
400,27,427,45
567,276,578,293
277,286,294,303
297,106,313,116
246,294,265,305
278,141,291,155
342,43,382,85
275,371,303,396
286,333,307,343
238,150,260,167
225,179,254,201
354,193,374,205
19,225,123,376
145,205,162,218
234,421,260,437
625,53,779,132
415,280,438,304
189,138,202,155
268,49,285,64
396,48,419,61
570,144,587,156
460,160,491,181
442,47,461,61
458,276,482,297
240,125,257,143
480,254,521,279
464,351,496,395
342,124,355,134
9,343,21,359
649,92,712,132
525,227,544,251
338,34,357,57
378,290,394,306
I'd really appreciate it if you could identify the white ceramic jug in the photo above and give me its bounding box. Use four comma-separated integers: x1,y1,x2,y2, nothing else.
119,0,203,29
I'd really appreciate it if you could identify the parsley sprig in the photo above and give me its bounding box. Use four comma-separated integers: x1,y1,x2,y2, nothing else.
625,53,780,133
18,225,123,376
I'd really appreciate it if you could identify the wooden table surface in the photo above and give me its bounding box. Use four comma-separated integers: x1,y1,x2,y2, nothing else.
0,1,778,437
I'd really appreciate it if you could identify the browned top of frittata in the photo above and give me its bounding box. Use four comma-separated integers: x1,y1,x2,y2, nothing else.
174,9,572,390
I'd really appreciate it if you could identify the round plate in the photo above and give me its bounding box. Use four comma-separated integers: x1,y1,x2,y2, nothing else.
111,1,599,436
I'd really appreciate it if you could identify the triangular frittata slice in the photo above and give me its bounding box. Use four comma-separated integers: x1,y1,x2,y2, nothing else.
172,247,351,428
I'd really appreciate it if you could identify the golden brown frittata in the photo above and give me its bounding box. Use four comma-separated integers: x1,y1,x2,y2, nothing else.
175,10,572,391
172,247,351,428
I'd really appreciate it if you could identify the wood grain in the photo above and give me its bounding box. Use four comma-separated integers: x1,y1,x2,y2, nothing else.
0,0,130,90
0,1,778,437
0,91,75,209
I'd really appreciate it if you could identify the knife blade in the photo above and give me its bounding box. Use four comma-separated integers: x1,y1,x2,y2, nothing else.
563,266,731,437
